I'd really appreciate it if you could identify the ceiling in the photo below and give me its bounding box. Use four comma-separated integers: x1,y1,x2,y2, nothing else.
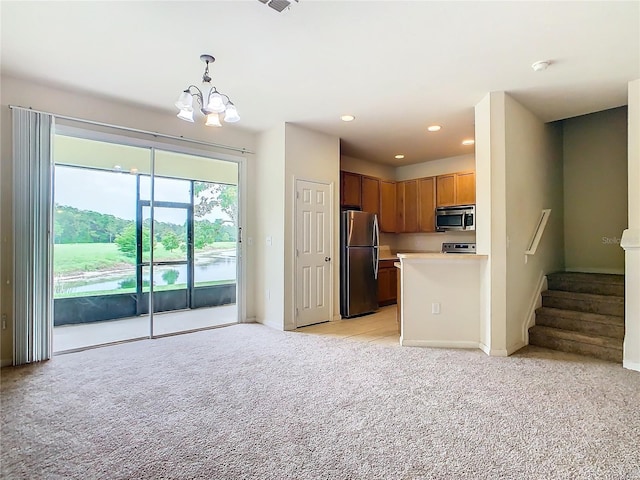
1,1,639,166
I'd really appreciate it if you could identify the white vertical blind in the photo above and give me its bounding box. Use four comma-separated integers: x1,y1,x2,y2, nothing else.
12,108,54,365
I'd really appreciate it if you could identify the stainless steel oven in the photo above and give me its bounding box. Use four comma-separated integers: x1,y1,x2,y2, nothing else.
435,204,475,232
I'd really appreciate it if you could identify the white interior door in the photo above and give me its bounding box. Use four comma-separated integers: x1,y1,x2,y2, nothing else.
295,179,332,327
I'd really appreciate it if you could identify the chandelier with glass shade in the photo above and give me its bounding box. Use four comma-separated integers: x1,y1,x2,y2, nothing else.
174,54,240,127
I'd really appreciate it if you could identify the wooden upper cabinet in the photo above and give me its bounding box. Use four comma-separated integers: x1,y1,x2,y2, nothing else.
396,180,418,233
436,174,456,207
456,171,476,205
436,171,475,207
417,177,436,232
379,180,396,233
361,176,380,217
340,171,361,207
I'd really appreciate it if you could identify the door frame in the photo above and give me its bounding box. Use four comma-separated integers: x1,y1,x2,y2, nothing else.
293,177,335,329
52,124,248,329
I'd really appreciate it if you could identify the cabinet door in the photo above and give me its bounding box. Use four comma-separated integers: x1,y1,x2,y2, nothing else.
436,174,456,207
379,180,396,233
377,267,397,306
456,171,476,205
418,177,436,232
396,180,418,233
361,176,380,217
340,171,361,207
404,179,419,232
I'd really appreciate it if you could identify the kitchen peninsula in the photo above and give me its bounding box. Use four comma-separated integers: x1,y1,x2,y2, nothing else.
397,252,488,349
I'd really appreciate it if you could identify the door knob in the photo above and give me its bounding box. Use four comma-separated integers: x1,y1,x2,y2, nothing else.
325,257,331,262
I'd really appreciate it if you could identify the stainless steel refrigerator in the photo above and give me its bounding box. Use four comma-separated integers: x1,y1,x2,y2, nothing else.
340,210,379,318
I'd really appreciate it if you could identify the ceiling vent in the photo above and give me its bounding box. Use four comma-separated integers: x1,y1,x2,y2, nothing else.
258,0,298,13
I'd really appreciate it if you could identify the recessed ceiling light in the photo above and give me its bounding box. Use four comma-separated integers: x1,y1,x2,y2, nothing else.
340,115,355,122
395,154,405,159
427,125,441,132
462,139,475,146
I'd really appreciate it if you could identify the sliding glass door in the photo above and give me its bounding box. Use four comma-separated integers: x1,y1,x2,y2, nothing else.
52,134,240,352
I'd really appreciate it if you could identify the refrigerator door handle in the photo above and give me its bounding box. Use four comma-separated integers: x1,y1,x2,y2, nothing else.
373,214,379,247
373,215,380,280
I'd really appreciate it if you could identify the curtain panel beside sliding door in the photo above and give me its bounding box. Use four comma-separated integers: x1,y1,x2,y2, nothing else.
12,109,54,365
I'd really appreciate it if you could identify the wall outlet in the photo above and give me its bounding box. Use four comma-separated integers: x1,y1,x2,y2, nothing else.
432,303,441,315
266,288,271,301
266,236,272,246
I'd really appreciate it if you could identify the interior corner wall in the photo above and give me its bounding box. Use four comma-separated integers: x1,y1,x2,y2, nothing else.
504,95,564,353
255,124,286,330
563,107,628,274
474,92,508,355
284,123,340,330
0,74,258,365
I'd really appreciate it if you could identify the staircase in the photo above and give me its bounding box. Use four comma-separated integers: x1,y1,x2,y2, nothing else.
529,272,625,362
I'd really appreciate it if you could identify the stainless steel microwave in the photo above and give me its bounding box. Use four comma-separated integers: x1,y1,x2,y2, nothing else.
435,205,475,232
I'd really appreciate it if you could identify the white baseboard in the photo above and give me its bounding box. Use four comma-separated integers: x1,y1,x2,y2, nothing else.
477,342,508,357
257,318,285,331
507,341,527,355
623,360,640,372
1,358,12,368
488,349,509,357
242,317,257,324
401,339,480,349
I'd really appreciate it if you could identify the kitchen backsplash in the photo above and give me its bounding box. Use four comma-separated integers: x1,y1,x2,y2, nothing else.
390,231,476,253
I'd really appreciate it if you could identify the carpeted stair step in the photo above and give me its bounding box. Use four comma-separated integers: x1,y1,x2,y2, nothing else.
541,290,624,317
535,307,624,340
528,325,622,363
547,272,624,297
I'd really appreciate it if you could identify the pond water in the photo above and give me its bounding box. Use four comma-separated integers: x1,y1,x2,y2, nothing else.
57,256,236,295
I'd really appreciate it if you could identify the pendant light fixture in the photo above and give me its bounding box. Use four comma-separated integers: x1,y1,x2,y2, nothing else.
175,54,240,127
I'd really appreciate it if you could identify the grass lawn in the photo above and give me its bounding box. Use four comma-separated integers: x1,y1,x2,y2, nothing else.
54,242,237,275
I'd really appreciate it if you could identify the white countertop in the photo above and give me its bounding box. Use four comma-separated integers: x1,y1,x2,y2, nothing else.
397,253,488,260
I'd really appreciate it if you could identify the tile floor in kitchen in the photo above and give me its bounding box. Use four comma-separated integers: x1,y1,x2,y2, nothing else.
296,305,400,346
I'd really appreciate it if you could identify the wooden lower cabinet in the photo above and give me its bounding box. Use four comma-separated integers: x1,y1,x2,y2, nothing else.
377,260,398,306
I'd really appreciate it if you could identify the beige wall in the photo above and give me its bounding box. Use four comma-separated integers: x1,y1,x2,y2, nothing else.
340,155,395,180
394,154,475,181
254,124,286,329
475,91,565,356
475,92,508,354
0,74,257,365
504,95,565,352
253,123,340,330
284,124,341,329
401,257,485,348
563,107,628,274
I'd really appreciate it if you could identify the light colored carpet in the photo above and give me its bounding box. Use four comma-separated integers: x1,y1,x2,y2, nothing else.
2,323,640,479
